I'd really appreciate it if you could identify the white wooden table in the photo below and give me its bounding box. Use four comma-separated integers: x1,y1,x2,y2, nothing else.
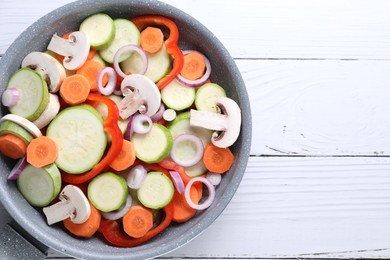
1,0,390,259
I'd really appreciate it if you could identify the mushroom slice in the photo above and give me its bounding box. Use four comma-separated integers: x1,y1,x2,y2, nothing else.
47,31,90,70
118,74,161,120
190,97,241,148
21,52,66,93
42,185,91,225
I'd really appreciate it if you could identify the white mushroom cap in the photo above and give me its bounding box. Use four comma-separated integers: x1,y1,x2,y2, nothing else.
211,97,241,148
21,52,66,92
47,31,90,70
118,74,161,119
190,96,241,148
42,185,91,225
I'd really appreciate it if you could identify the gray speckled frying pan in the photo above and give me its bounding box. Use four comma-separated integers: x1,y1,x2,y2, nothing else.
0,0,252,259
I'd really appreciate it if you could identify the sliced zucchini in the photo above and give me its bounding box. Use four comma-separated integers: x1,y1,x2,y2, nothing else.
132,123,173,164
195,83,226,112
88,172,128,212
6,68,49,121
161,79,196,111
46,104,107,174
99,19,140,63
168,111,213,146
17,163,62,207
0,120,34,144
121,43,171,83
80,13,115,50
137,171,174,209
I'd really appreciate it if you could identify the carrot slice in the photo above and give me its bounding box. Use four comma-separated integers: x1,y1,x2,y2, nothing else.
140,26,164,54
180,51,206,80
64,202,101,238
87,48,97,60
60,74,91,105
26,136,58,168
0,134,27,159
172,184,201,223
123,205,153,238
202,143,234,174
76,59,106,92
109,140,136,171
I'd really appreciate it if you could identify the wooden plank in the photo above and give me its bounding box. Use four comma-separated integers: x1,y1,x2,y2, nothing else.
164,156,390,259
1,0,390,60
44,156,390,259
241,59,390,156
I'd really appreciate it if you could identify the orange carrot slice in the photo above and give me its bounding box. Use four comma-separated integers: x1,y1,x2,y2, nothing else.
172,184,201,223
60,74,91,105
140,26,164,53
109,140,136,171
76,59,106,92
64,202,101,238
180,51,206,80
123,205,153,238
202,143,234,174
0,134,27,159
26,136,58,168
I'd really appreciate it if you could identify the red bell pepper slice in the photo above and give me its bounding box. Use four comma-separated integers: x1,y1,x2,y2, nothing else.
61,93,124,184
131,15,184,90
99,202,174,247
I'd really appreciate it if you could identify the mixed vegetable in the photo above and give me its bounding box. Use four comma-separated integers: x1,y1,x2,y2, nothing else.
0,13,242,247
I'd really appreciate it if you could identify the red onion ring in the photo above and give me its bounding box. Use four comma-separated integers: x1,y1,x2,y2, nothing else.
169,171,185,194
101,194,133,220
150,103,166,122
206,172,222,186
124,115,134,141
170,134,204,167
113,44,148,79
176,50,211,88
126,165,147,189
8,156,27,180
97,67,117,96
185,176,215,210
2,87,20,107
132,114,152,134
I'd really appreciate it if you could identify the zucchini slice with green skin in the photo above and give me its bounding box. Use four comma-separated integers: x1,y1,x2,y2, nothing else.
137,171,174,209
80,13,115,50
132,123,173,164
168,111,213,146
161,79,196,111
88,172,128,212
46,104,107,174
6,68,49,121
121,43,171,83
99,19,140,64
17,163,62,207
168,112,212,176
0,120,34,144
195,83,226,112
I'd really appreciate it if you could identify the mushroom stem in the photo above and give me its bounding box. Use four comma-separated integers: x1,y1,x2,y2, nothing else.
43,199,76,225
118,94,145,120
47,34,74,57
190,109,227,131
190,97,241,148
42,185,91,226
47,31,90,70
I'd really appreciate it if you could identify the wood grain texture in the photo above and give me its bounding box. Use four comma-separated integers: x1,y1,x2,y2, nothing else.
1,0,390,259
241,59,390,156
162,156,390,259
1,0,390,59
